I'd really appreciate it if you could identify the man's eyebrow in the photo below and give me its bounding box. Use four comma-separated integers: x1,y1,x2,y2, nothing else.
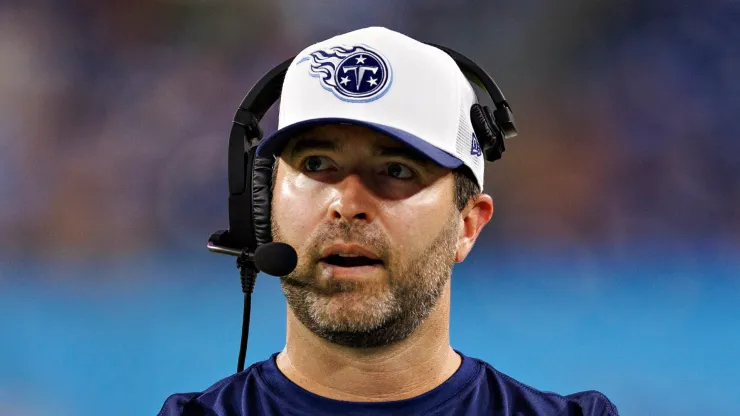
375,145,431,164
288,137,432,165
289,138,338,157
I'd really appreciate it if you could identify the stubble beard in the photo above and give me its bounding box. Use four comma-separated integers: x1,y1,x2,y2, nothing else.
272,213,459,349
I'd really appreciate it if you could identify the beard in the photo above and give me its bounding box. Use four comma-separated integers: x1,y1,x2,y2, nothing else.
272,211,459,349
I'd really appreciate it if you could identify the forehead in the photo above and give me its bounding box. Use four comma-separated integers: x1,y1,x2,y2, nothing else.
281,124,432,163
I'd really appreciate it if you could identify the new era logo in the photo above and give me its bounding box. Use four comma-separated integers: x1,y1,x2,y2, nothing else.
470,132,482,157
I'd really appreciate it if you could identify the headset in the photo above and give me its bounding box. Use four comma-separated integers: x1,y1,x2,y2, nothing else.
207,42,519,373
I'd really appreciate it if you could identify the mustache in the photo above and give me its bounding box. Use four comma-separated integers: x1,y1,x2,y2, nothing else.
305,221,391,262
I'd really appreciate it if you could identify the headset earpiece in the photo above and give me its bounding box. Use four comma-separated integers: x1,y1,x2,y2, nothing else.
226,144,257,251
251,155,274,246
425,42,517,163
493,105,517,140
470,104,505,162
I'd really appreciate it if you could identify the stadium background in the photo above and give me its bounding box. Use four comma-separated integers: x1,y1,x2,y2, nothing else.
1,1,738,415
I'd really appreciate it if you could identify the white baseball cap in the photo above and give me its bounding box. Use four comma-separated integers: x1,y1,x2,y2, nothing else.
255,26,486,189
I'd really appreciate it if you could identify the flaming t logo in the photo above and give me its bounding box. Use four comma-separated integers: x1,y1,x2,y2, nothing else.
296,45,392,103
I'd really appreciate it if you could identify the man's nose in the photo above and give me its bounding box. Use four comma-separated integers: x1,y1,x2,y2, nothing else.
327,173,378,224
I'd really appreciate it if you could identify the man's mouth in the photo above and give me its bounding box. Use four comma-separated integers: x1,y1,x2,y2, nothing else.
320,253,384,268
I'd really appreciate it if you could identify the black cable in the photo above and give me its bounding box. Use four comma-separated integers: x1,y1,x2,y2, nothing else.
237,292,252,373
236,251,258,373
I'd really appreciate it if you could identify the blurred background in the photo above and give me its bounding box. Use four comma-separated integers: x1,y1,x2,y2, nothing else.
1,0,739,415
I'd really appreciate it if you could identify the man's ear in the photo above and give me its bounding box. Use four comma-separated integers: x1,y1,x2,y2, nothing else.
455,194,494,263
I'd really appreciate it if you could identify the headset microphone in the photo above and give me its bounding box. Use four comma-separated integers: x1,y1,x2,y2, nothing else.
208,232,297,372
208,238,298,277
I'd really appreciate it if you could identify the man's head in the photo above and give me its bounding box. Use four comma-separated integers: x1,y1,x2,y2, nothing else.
254,27,494,348
269,124,492,348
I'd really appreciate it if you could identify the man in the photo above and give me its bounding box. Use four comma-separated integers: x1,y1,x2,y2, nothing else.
159,27,618,415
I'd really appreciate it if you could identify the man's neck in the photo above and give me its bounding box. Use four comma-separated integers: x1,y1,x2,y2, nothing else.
275,286,461,402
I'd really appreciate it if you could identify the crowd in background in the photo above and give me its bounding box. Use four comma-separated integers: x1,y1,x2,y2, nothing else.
1,0,738,264
2,2,739,415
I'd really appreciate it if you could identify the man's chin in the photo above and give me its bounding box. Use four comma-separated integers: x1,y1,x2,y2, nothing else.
307,287,397,322
305,310,415,349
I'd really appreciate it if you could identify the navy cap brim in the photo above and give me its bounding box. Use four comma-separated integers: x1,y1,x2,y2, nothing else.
255,118,464,169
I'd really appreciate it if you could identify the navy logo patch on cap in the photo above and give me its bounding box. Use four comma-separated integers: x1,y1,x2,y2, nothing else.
297,44,392,103
470,132,483,157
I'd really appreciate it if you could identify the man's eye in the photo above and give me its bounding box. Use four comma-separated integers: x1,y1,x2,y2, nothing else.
386,163,414,179
303,156,333,172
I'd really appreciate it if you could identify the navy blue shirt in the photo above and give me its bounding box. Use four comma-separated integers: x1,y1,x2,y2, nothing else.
158,351,618,415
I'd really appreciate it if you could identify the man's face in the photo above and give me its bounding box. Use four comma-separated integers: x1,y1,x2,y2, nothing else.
271,124,461,348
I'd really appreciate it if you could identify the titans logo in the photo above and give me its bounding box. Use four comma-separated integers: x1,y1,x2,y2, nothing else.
297,44,393,102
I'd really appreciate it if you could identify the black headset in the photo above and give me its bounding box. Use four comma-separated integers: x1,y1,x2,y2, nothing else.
206,42,518,372
209,42,518,257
